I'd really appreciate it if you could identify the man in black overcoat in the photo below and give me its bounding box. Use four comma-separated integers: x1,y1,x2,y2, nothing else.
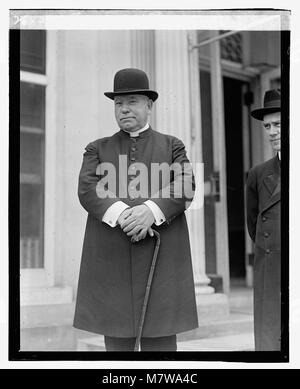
73,68,198,351
246,89,281,351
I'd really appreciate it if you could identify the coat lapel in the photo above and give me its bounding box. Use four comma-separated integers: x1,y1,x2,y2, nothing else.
263,172,279,195
261,156,281,212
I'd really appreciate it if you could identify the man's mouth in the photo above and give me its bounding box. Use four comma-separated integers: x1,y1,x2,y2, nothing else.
121,117,134,121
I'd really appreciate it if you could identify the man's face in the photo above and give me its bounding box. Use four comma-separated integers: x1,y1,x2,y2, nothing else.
114,94,152,132
262,111,281,152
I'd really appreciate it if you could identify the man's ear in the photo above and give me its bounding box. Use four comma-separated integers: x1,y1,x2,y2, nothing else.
147,98,153,110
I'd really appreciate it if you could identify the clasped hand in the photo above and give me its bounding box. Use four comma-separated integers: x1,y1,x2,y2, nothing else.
118,204,155,242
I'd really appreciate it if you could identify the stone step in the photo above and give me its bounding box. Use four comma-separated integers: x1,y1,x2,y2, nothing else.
77,332,254,352
76,310,254,351
177,332,254,351
229,287,253,313
77,335,106,351
21,302,75,329
177,311,253,341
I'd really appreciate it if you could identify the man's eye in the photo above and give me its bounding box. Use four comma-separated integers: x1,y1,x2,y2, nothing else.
264,124,270,130
275,122,281,127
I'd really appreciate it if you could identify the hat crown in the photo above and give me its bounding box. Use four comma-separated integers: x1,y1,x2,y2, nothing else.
263,89,281,108
114,68,150,93
250,88,281,120
104,68,158,101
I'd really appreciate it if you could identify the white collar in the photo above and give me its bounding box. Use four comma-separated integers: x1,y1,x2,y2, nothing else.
278,151,281,160
122,123,149,137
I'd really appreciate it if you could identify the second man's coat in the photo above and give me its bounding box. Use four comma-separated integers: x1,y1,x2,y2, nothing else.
246,155,281,351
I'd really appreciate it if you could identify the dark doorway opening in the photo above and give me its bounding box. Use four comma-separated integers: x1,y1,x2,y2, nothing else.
223,76,248,280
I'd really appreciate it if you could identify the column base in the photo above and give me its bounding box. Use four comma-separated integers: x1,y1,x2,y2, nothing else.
194,276,215,295
195,284,215,294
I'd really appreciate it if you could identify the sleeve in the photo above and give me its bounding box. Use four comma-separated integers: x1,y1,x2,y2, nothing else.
148,137,195,224
78,141,121,221
102,201,130,227
144,200,166,226
246,168,258,242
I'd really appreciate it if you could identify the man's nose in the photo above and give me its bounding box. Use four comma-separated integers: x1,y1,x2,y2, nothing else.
269,124,279,136
121,104,130,113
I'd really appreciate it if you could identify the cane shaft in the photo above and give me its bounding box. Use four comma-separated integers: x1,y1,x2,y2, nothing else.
134,231,160,351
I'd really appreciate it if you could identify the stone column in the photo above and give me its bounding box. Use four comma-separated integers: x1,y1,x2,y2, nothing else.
209,31,230,295
130,30,156,129
154,30,214,295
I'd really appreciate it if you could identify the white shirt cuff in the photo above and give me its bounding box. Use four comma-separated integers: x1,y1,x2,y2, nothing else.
102,201,130,227
144,200,166,226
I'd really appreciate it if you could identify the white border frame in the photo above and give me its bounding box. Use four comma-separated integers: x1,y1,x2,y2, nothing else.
1,3,296,369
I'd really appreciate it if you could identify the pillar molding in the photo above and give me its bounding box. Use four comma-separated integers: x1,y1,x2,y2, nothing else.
130,30,156,129
209,31,230,294
155,30,214,295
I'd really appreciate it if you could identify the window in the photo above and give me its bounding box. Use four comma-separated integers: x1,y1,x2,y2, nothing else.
20,30,46,74
220,30,243,64
20,30,46,269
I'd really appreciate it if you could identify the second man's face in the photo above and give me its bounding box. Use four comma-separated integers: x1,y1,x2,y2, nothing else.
114,94,152,132
263,111,281,152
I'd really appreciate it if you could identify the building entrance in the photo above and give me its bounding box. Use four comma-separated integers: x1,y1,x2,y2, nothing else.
200,71,252,290
223,76,249,280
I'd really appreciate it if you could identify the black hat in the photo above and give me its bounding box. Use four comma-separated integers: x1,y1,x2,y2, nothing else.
104,68,158,102
251,89,281,121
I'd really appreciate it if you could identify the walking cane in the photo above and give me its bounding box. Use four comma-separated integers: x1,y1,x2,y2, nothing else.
134,229,161,352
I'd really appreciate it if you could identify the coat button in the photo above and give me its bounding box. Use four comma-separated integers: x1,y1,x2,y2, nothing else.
131,147,136,152
264,232,269,238
262,216,267,222
266,249,271,254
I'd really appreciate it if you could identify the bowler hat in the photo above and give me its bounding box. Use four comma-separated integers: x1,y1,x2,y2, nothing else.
104,68,158,102
251,89,281,120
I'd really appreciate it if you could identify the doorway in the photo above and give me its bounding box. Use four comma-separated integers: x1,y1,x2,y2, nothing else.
223,76,249,281
201,70,252,290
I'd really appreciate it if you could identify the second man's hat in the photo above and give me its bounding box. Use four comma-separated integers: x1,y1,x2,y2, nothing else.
250,89,281,121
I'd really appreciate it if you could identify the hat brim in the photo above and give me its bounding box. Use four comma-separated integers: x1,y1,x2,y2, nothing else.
104,89,158,102
251,106,281,121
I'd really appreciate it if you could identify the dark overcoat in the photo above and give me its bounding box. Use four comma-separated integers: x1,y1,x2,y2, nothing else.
73,127,198,338
246,155,281,351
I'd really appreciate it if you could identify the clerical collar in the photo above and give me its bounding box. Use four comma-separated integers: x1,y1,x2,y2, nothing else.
122,123,149,137
278,151,281,160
